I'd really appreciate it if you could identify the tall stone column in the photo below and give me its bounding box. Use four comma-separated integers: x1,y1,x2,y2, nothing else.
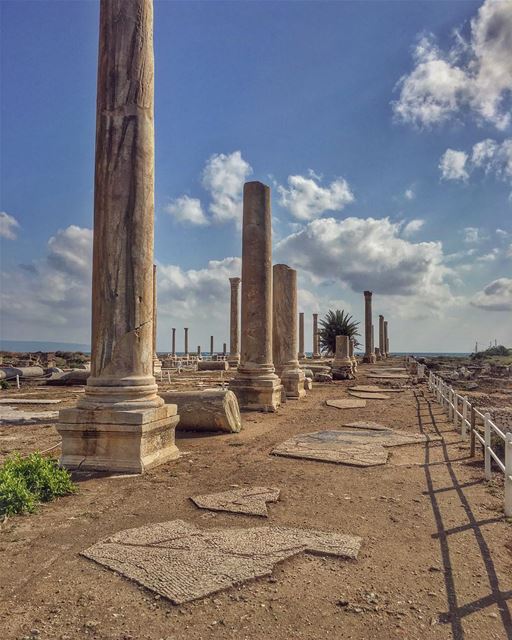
228,277,241,365
58,0,179,472
152,265,162,374
197,345,201,359
362,291,376,363
312,313,321,358
171,328,176,357
210,335,214,356
184,327,189,357
379,315,386,359
272,264,305,398
298,312,305,360
384,320,390,357
230,182,282,411
332,335,354,380
223,343,227,357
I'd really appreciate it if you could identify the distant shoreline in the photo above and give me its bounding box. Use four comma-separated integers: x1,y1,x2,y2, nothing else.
0,340,471,358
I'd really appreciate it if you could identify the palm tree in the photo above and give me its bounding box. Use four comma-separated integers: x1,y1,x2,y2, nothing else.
318,309,360,356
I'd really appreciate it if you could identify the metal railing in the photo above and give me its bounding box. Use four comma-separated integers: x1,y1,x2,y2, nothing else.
428,370,512,517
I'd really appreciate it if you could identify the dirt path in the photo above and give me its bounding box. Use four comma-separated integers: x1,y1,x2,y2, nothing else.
1,360,511,640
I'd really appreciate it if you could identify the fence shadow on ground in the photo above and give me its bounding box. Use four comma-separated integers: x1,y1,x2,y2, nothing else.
413,390,512,640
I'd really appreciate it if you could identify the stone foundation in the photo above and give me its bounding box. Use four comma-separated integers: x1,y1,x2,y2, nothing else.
57,404,179,473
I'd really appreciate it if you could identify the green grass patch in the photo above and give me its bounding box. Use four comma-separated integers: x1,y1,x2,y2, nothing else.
0,452,76,516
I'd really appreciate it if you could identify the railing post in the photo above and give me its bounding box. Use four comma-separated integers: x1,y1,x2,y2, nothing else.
505,433,512,518
484,412,492,481
470,406,476,457
453,393,458,428
448,388,453,420
16,374,20,389
462,396,468,439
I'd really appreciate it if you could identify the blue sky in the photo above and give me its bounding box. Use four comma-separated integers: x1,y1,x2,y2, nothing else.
1,0,511,352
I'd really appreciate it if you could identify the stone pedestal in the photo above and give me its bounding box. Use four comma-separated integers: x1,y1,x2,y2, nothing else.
230,182,282,411
312,313,321,358
273,264,305,399
332,335,355,380
349,338,358,373
298,312,305,360
375,347,381,361
59,405,179,473
228,277,241,366
362,291,376,364
57,0,178,472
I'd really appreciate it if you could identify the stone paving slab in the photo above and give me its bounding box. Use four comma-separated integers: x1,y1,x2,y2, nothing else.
342,421,392,432
82,520,361,604
0,406,59,425
0,398,63,405
349,386,404,394
272,429,441,468
348,391,390,400
325,399,366,409
191,487,280,517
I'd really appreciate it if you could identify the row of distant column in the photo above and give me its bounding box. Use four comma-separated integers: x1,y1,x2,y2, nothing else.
362,290,390,363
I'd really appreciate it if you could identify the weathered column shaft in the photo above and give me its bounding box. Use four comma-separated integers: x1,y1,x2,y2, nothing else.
230,182,282,411
184,328,189,356
58,0,179,472
384,321,389,357
210,336,214,355
312,313,320,358
298,312,305,359
379,315,385,357
273,264,305,398
229,277,241,359
171,328,176,357
363,291,376,363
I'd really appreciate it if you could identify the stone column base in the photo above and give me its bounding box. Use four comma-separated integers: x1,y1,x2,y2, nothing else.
227,355,240,367
332,363,355,380
279,367,306,399
362,355,377,364
57,404,179,473
229,374,283,412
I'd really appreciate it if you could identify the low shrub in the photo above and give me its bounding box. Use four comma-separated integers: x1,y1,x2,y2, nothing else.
0,453,76,516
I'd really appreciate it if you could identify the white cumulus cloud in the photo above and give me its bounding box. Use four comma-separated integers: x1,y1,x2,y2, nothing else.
202,151,252,225
277,173,354,221
0,211,20,240
471,277,512,311
440,138,512,196
1,225,93,339
439,149,469,181
402,218,425,237
164,195,208,226
394,0,512,130
275,216,453,313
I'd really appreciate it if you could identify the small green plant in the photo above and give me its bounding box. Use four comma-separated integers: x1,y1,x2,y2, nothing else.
0,452,76,516
0,380,8,390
